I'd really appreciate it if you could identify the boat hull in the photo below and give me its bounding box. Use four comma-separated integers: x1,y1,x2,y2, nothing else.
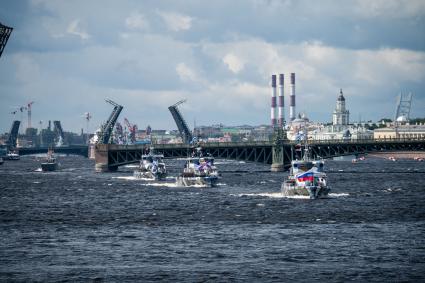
7,155,20,160
281,182,330,199
41,162,58,172
176,176,218,188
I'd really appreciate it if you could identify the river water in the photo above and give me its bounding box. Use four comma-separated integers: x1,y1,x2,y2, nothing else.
0,155,424,282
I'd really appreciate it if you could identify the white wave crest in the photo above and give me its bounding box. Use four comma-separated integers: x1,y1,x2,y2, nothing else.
235,192,349,199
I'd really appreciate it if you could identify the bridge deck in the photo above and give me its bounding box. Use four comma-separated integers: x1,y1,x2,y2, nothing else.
10,139,424,171
94,138,425,171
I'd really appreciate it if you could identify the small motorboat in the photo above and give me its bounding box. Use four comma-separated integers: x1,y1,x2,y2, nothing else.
281,146,330,199
133,148,167,180
6,151,20,160
176,147,219,188
0,157,4,165
41,148,58,171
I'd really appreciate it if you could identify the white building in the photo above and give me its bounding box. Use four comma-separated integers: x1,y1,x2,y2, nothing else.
374,124,425,140
332,89,350,130
288,89,372,141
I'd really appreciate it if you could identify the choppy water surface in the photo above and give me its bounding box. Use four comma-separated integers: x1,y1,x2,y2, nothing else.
1,156,424,282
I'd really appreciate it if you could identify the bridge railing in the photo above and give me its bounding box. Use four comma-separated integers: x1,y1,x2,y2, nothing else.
148,137,425,147
307,137,425,145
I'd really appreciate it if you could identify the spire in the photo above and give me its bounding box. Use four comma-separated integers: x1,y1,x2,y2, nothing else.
338,88,345,101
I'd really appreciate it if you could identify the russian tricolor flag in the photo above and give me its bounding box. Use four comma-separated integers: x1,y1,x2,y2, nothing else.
297,172,314,182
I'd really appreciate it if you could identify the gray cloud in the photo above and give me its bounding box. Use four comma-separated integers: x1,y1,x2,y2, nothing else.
0,0,424,133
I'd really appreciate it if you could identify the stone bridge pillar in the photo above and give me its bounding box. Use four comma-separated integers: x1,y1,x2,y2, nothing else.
271,128,286,172
95,144,117,172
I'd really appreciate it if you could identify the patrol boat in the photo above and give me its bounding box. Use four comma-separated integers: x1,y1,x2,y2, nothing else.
41,148,58,171
133,148,167,180
281,147,330,199
176,149,219,187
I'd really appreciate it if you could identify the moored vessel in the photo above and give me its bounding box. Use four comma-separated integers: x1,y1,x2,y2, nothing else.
133,148,167,180
0,157,4,165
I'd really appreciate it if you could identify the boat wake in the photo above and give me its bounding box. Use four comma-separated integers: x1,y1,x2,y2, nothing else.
236,192,349,199
139,182,210,188
329,193,349,197
113,176,139,181
112,176,213,188
123,164,139,168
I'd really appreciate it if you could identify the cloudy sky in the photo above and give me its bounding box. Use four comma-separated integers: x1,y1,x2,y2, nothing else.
1,0,424,133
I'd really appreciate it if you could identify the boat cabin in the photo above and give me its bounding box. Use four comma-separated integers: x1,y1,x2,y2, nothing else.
291,160,324,174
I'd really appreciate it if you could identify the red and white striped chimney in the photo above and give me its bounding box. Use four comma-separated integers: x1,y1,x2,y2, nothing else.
289,73,296,121
271,75,277,127
278,74,285,127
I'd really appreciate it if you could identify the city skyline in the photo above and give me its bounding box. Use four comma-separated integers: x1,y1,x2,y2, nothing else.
1,0,424,133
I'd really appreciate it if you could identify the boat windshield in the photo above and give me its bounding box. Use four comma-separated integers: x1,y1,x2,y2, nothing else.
292,161,314,172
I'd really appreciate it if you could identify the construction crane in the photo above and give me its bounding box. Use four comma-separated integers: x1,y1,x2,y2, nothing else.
168,99,193,144
82,112,92,143
124,118,138,144
96,99,123,144
27,101,34,129
0,22,13,58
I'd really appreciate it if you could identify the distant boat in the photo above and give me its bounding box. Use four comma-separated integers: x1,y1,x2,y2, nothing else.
352,156,365,163
6,151,20,160
0,157,4,165
176,150,219,188
133,148,167,180
41,148,58,171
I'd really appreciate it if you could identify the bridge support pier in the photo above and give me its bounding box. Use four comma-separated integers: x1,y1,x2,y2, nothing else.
271,128,286,172
94,144,119,172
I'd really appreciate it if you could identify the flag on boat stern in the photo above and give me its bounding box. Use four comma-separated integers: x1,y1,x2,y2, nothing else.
297,171,314,182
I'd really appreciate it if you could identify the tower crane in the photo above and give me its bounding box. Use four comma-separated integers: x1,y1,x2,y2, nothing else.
124,118,138,144
27,101,34,129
